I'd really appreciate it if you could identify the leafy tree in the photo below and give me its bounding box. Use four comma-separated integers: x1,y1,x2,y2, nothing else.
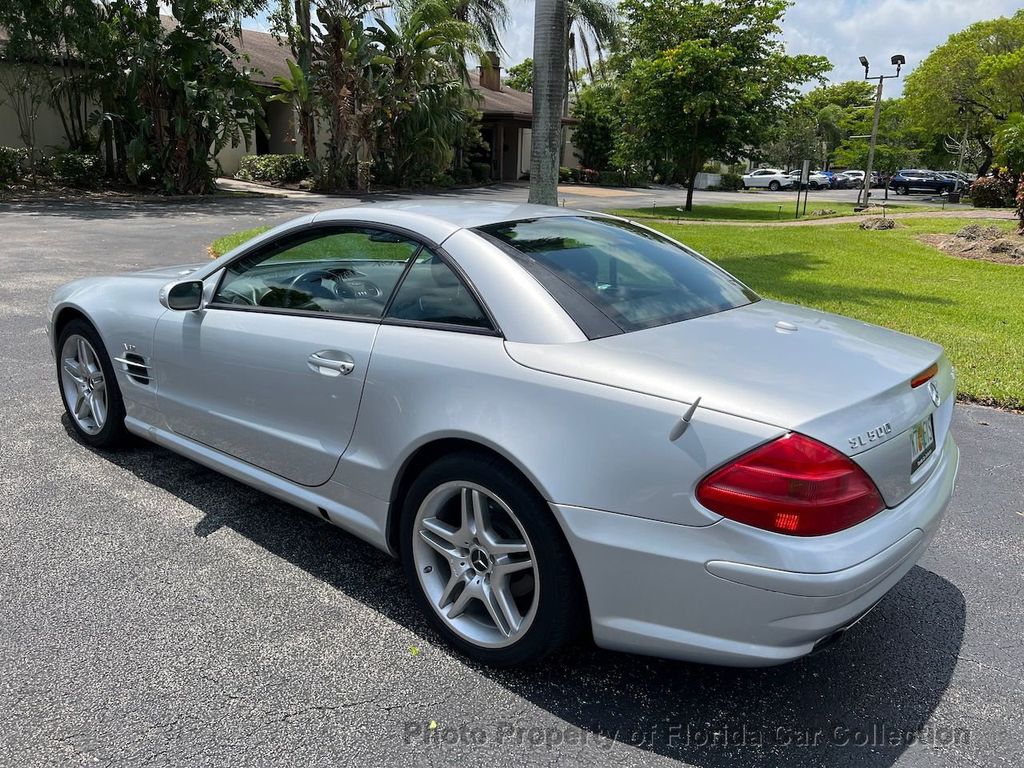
570,80,619,170
505,59,533,92
762,113,818,170
903,9,1024,175
614,0,829,208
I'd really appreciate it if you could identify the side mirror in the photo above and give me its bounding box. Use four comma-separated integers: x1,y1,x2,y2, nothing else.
160,279,205,311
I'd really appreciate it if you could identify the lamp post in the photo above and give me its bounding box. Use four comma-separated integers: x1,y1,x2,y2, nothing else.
856,54,905,207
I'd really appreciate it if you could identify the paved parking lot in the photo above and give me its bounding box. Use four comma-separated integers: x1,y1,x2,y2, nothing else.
1,195,1021,767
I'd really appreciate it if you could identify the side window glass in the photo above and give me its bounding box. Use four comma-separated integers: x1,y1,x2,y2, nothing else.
386,250,491,330
213,228,420,318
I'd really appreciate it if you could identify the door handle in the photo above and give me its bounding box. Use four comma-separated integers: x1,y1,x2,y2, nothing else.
307,350,355,377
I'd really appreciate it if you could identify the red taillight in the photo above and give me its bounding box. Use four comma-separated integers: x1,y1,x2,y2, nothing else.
695,434,885,536
911,363,938,388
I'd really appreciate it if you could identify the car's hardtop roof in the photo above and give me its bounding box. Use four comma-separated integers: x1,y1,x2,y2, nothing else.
313,201,602,245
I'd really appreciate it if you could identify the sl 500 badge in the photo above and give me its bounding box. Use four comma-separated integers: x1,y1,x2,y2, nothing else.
848,423,893,450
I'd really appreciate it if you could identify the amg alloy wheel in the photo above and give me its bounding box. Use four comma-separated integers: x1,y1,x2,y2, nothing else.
412,482,539,647
56,320,128,448
400,453,582,666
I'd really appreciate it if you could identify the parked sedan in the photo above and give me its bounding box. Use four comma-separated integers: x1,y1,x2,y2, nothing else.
890,170,957,195
741,168,795,191
786,169,831,190
47,202,958,667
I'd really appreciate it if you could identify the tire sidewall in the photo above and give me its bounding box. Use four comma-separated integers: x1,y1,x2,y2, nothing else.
399,453,580,666
56,319,128,449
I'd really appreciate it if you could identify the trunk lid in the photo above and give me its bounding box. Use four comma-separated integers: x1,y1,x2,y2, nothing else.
505,300,954,506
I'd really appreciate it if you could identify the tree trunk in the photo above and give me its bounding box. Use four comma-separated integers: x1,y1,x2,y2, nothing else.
295,0,317,164
529,0,567,205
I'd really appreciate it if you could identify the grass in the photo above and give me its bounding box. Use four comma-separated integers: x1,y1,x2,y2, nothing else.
646,216,1024,409
209,225,268,257
607,201,953,222
210,214,1024,408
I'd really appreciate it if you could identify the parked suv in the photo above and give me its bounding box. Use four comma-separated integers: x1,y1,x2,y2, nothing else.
741,168,795,191
889,170,957,195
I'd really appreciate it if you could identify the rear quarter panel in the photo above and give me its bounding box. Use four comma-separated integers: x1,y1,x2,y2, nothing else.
333,325,785,527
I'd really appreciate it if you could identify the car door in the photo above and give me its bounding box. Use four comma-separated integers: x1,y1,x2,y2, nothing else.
153,225,423,486
748,170,767,188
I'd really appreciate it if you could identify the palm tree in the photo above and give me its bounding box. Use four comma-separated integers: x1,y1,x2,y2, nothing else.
529,0,567,205
566,0,616,94
447,0,509,53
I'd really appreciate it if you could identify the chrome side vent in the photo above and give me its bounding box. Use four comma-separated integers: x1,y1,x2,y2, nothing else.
113,352,153,385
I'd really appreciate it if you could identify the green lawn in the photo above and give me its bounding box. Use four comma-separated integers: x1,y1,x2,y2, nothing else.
209,225,268,257
606,201,954,222
647,216,1023,409
209,215,1024,409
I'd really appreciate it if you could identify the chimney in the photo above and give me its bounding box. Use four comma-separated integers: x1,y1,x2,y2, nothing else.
479,51,501,91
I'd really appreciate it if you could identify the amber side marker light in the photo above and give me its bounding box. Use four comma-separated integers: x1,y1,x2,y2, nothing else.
911,363,939,388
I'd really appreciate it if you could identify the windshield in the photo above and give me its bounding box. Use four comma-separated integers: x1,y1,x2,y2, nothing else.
477,216,758,334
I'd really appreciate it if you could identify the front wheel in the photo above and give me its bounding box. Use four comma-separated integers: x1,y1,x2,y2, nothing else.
768,180,781,191
400,453,583,666
56,319,129,449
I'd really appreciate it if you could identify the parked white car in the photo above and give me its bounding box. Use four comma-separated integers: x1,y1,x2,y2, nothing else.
741,168,795,191
786,170,831,190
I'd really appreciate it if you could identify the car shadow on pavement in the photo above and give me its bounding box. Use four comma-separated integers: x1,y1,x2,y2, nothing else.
81,426,967,768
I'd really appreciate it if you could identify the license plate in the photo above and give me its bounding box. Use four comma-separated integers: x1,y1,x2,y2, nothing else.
910,415,936,474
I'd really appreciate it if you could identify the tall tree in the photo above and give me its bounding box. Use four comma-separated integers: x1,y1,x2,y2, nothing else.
529,0,567,205
903,9,1024,175
446,0,509,53
615,0,828,209
504,58,533,92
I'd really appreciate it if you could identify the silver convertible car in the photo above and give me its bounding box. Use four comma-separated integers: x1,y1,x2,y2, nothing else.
47,202,958,667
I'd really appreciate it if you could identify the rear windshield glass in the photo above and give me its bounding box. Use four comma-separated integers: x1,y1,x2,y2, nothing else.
477,216,758,333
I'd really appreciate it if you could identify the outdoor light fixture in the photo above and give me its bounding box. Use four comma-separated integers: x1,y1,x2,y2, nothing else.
856,54,906,206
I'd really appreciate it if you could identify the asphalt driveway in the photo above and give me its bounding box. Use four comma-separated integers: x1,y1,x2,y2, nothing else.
0,196,1021,767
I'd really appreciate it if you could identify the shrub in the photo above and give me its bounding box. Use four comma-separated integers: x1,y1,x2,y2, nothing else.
579,168,599,184
470,161,491,182
432,173,455,188
235,154,310,184
597,170,623,187
970,174,1015,208
0,146,27,185
558,166,574,183
452,167,473,185
50,152,101,188
718,172,744,191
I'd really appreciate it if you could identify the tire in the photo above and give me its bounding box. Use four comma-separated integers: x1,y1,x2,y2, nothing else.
400,452,583,666
56,319,130,449
768,180,781,191
895,185,907,196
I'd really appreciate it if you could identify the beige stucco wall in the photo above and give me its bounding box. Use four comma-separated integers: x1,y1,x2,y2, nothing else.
0,62,83,154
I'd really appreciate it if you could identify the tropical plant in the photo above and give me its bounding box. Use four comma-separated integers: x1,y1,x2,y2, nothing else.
445,0,509,53
565,0,616,93
372,0,483,185
570,80,619,170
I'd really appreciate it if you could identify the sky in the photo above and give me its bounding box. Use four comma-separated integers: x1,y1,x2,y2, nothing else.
247,0,1022,98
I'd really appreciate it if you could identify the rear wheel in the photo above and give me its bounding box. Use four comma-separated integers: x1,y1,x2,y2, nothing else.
768,180,781,191
400,453,583,666
56,319,129,449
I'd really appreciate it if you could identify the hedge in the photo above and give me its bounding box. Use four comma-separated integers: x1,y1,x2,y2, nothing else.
0,146,27,185
235,154,310,184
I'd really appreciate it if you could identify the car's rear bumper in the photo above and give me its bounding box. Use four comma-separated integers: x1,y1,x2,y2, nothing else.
552,432,958,666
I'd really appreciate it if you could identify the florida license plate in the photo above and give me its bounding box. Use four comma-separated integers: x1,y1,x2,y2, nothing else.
910,415,936,474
